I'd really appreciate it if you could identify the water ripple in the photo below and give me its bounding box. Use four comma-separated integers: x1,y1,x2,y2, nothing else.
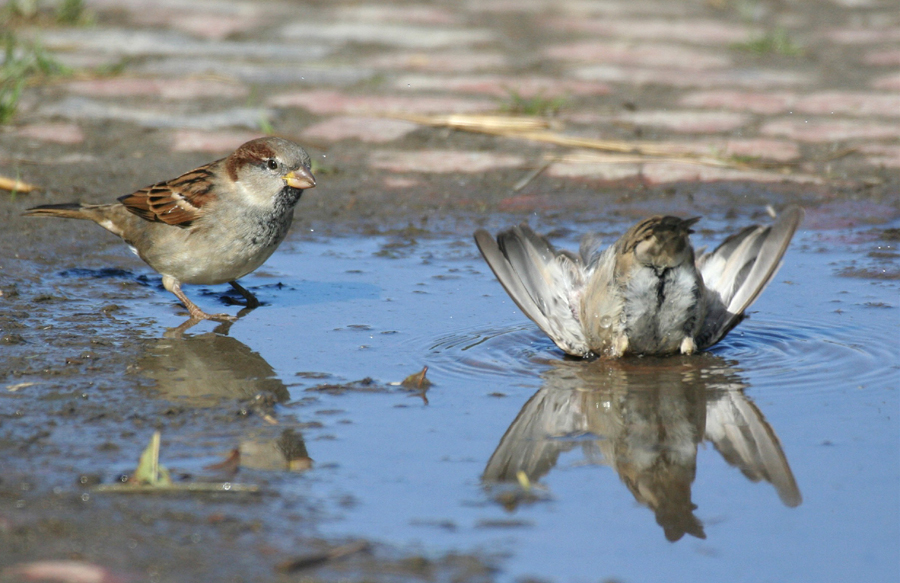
417,315,896,395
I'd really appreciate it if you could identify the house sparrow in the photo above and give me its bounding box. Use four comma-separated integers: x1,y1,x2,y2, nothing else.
474,206,803,358
25,137,316,321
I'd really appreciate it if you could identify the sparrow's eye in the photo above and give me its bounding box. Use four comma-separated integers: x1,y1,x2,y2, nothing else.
266,159,278,171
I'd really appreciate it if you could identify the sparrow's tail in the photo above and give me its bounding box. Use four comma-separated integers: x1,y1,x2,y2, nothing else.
474,225,591,357
696,205,804,349
24,202,103,220
24,203,127,239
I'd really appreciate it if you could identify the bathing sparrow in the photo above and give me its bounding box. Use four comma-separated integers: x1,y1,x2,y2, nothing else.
474,206,803,358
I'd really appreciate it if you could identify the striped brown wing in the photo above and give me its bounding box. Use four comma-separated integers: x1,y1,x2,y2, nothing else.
118,161,220,227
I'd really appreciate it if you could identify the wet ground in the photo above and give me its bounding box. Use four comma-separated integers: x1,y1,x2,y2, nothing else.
1,0,899,582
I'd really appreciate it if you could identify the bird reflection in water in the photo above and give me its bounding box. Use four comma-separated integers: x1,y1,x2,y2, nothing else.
483,355,800,541
133,327,311,472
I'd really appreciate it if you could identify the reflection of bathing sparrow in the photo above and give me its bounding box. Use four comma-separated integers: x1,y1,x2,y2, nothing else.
475,206,803,357
25,137,316,321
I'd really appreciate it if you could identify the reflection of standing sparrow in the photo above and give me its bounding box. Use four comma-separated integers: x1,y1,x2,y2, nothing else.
475,206,803,357
25,137,316,321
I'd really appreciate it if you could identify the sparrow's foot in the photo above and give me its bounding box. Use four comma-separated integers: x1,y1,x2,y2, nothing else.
163,275,237,322
229,281,260,309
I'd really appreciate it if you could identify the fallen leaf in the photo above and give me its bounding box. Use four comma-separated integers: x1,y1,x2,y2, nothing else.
400,366,432,389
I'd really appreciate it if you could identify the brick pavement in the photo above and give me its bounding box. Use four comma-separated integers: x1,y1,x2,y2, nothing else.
3,0,899,194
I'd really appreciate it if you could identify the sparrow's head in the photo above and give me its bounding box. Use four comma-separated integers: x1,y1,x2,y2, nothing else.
226,137,316,207
624,216,700,269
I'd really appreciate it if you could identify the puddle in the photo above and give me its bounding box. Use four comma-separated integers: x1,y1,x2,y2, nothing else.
23,217,900,581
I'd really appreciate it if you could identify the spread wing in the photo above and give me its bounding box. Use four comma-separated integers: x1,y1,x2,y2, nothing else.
474,225,591,357
696,205,804,349
117,161,221,227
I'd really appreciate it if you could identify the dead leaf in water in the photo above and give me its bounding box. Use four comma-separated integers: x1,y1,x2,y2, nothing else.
203,448,240,474
400,366,432,389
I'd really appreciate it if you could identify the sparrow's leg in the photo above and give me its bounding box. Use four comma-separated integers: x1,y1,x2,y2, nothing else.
229,281,260,309
162,275,236,321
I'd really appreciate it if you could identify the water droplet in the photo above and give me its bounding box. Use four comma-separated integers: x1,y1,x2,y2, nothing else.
600,315,612,329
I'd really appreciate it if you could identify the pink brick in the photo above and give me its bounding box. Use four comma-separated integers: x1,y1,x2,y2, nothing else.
825,28,900,44
872,73,900,91
383,176,422,188
548,18,758,44
719,139,801,162
859,144,900,168
574,65,811,88
394,75,611,97
657,139,801,162
302,116,418,143
13,123,84,144
547,160,641,181
268,90,495,115
640,162,822,185
336,5,457,25
568,111,750,133
369,150,524,173
120,2,267,40
144,14,263,40
864,49,900,66
170,130,264,153
544,42,731,69
65,78,248,100
761,119,900,142
365,51,506,72
679,91,796,114
470,0,687,14
794,92,900,117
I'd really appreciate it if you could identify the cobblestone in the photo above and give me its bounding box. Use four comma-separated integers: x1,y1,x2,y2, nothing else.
11,123,85,145
302,116,419,143
1,0,897,199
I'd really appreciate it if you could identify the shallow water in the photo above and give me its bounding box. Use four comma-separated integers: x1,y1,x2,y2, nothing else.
121,218,897,582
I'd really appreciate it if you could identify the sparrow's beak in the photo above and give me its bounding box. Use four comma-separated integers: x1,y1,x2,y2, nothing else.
283,166,316,190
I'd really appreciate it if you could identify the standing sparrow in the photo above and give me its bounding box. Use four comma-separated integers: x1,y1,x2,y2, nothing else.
25,137,316,321
474,206,803,358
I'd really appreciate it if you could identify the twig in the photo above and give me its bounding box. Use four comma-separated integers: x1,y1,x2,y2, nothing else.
513,161,552,192
382,113,784,171
276,541,370,573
